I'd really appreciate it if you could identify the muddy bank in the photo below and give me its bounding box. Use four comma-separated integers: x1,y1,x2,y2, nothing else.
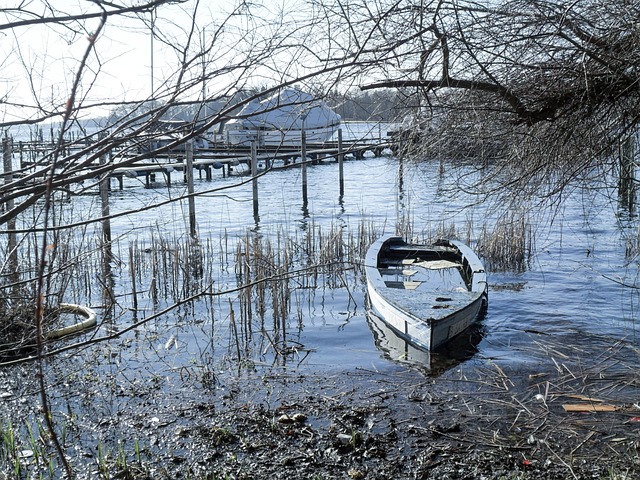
145,366,639,479
4,359,627,479
1,331,639,479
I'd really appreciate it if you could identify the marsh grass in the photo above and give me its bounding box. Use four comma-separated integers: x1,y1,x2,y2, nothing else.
0,418,58,480
229,222,376,360
0,421,18,477
476,211,532,272
401,214,532,274
0,205,533,364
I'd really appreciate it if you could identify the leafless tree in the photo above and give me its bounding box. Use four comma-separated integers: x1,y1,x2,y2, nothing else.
2,0,638,340
2,0,639,475
319,0,640,204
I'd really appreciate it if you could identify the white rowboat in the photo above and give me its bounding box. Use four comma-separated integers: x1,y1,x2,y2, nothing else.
365,235,488,351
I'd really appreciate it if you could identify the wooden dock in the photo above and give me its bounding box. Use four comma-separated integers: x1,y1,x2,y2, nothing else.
9,136,395,190
111,139,393,188
2,132,397,238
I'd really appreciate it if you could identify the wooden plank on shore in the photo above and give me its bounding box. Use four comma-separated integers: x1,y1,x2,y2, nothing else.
562,404,619,412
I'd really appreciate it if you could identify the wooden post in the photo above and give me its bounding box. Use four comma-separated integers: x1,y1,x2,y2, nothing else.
619,136,636,212
3,136,13,203
186,141,197,237
99,148,111,248
301,129,308,203
98,137,114,306
129,243,138,313
2,135,18,286
251,140,259,218
338,128,344,197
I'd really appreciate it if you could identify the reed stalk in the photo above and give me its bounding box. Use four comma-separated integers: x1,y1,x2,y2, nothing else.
477,212,532,272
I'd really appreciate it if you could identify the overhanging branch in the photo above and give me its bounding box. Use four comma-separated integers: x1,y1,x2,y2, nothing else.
360,78,555,124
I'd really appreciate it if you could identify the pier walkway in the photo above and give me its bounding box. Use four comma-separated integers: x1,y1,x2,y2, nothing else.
10,136,395,189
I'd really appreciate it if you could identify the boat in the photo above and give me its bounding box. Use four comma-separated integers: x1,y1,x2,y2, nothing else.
225,88,341,147
365,234,488,351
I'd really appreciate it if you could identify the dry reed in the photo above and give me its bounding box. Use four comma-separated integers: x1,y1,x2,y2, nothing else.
476,211,532,272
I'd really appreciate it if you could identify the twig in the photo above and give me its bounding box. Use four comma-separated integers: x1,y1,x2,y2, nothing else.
32,11,107,478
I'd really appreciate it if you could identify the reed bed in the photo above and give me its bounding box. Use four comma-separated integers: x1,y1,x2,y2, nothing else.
228,221,379,359
399,215,531,275
0,204,536,364
0,215,379,365
476,211,533,272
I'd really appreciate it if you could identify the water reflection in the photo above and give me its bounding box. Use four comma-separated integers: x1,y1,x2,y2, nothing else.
366,309,485,375
299,200,310,230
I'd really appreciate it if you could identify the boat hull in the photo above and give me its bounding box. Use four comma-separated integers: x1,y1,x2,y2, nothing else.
366,309,483,372
365,235,487,351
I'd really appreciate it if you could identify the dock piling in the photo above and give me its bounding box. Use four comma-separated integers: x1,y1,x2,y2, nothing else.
186,141,197,237
2,136,18,287
338,128,344,196
301,130,308,204
251,140,259,218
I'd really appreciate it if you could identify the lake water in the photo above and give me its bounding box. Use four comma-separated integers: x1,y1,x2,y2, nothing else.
31,149,639,378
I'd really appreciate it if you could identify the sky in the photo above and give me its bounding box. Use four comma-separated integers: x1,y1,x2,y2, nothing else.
1,0,288,126
1,0,378,134
4,2,150,119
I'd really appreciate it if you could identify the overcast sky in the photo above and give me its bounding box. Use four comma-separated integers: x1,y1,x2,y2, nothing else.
1,0,357,135
1,1,284,125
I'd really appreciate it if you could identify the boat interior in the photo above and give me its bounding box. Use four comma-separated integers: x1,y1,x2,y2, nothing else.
378,244,471,293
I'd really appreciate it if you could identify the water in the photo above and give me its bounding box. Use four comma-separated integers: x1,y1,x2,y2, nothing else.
4,139,639,374
42,153,639,375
